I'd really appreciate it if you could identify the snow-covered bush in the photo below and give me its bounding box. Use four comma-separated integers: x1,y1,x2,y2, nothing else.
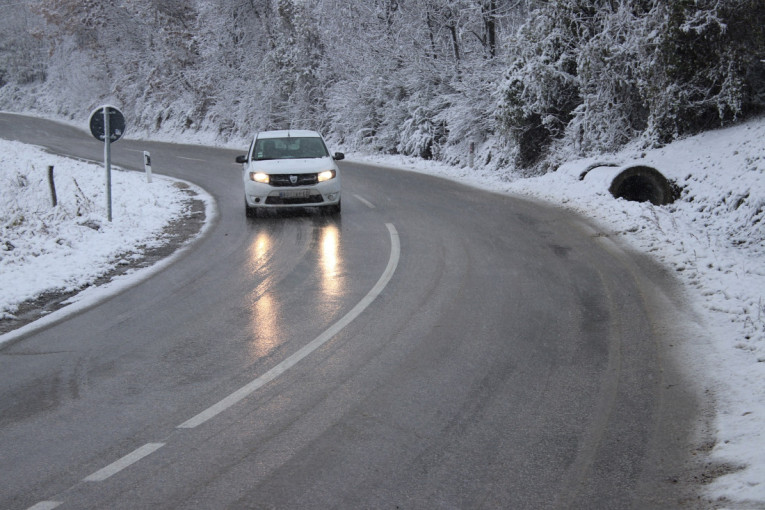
496,2,586,169
641,0,765,144
568,3,650,153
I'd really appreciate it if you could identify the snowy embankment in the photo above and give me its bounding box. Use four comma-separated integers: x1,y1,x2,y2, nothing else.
0,139,210,328
0,117,763,506
354,118,765,507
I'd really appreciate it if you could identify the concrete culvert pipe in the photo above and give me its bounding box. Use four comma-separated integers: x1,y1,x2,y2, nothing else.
608,165,678,206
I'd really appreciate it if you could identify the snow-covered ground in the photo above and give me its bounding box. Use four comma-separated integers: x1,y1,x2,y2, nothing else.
1,117,763,507
0,138,213,336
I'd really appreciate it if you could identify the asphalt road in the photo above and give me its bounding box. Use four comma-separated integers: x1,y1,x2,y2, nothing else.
0,114,706,509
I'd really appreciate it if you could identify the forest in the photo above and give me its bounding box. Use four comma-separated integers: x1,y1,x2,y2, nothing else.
1,0,764,173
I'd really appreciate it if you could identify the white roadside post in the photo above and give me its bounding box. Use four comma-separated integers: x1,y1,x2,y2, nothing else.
143,151,153,183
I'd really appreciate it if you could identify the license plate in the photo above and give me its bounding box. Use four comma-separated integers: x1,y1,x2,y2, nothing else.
279,190,311,199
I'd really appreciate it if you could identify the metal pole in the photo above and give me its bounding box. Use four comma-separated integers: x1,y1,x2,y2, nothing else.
104,108,112,222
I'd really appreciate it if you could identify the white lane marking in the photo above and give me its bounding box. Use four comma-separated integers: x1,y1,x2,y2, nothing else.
26,503,62,510
353,194,376,209
83,443,165,482
178,223,401,429
175,156,207,162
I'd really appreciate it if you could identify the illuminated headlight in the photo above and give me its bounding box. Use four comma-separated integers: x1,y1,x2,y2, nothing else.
249,172,270,184
317,170,336,182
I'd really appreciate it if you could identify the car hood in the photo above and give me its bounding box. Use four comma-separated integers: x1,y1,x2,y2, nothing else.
248,157,337,174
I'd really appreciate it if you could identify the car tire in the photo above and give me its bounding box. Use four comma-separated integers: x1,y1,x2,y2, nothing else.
329,199,341,216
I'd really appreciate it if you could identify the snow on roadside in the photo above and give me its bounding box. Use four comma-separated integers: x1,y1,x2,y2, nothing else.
351,117,765,507
0,139,203,320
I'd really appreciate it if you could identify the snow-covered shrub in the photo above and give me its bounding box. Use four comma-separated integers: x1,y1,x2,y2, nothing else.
641,0,765,143
567,3,650,154
496,1,588,169
435,59,501,167
397,83,450,160
327,73,410,154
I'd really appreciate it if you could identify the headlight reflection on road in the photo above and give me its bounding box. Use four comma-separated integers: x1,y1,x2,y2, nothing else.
248,231,272,273
246,223,343,359
248,231,280,359
250,292,280,358
319,223,342,298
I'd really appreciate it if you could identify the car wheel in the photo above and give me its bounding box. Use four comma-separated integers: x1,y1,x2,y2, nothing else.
329,199,341,215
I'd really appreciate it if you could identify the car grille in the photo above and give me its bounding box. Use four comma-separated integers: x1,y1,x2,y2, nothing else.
265,195,325,205
269,174,319,187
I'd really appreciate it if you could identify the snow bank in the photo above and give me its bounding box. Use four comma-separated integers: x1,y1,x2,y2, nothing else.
0,139,203,319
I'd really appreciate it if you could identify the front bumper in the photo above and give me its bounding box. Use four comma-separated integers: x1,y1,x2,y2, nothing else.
244,181,341,208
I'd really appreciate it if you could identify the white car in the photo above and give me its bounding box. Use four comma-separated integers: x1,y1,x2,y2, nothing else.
236,130,343,217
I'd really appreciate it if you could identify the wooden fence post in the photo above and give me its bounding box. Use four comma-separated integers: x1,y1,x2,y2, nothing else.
47,165,57,207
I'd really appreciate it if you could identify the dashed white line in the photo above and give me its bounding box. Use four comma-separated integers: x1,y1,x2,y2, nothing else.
353,193,376,209
177,223,400,429
26,502,62,510
83,443,165,482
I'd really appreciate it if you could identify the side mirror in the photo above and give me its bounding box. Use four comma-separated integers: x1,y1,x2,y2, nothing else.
333,152,345,161
235,155,247,164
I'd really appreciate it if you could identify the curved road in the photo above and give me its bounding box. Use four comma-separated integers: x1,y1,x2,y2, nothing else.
0,114,704,509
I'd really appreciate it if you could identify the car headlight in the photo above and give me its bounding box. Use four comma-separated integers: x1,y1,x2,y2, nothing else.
317,170,336,182
249,172,270,184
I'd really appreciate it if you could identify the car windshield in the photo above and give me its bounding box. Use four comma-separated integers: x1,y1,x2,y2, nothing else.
253,136,329,160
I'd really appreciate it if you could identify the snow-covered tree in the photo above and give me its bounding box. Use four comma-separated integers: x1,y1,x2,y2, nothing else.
2,0,763,171
642,0,765,143
497,0,588,167
0,1,46,86
498,0,765,170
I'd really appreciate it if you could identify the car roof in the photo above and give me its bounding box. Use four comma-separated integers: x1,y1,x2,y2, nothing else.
255,130,322,139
